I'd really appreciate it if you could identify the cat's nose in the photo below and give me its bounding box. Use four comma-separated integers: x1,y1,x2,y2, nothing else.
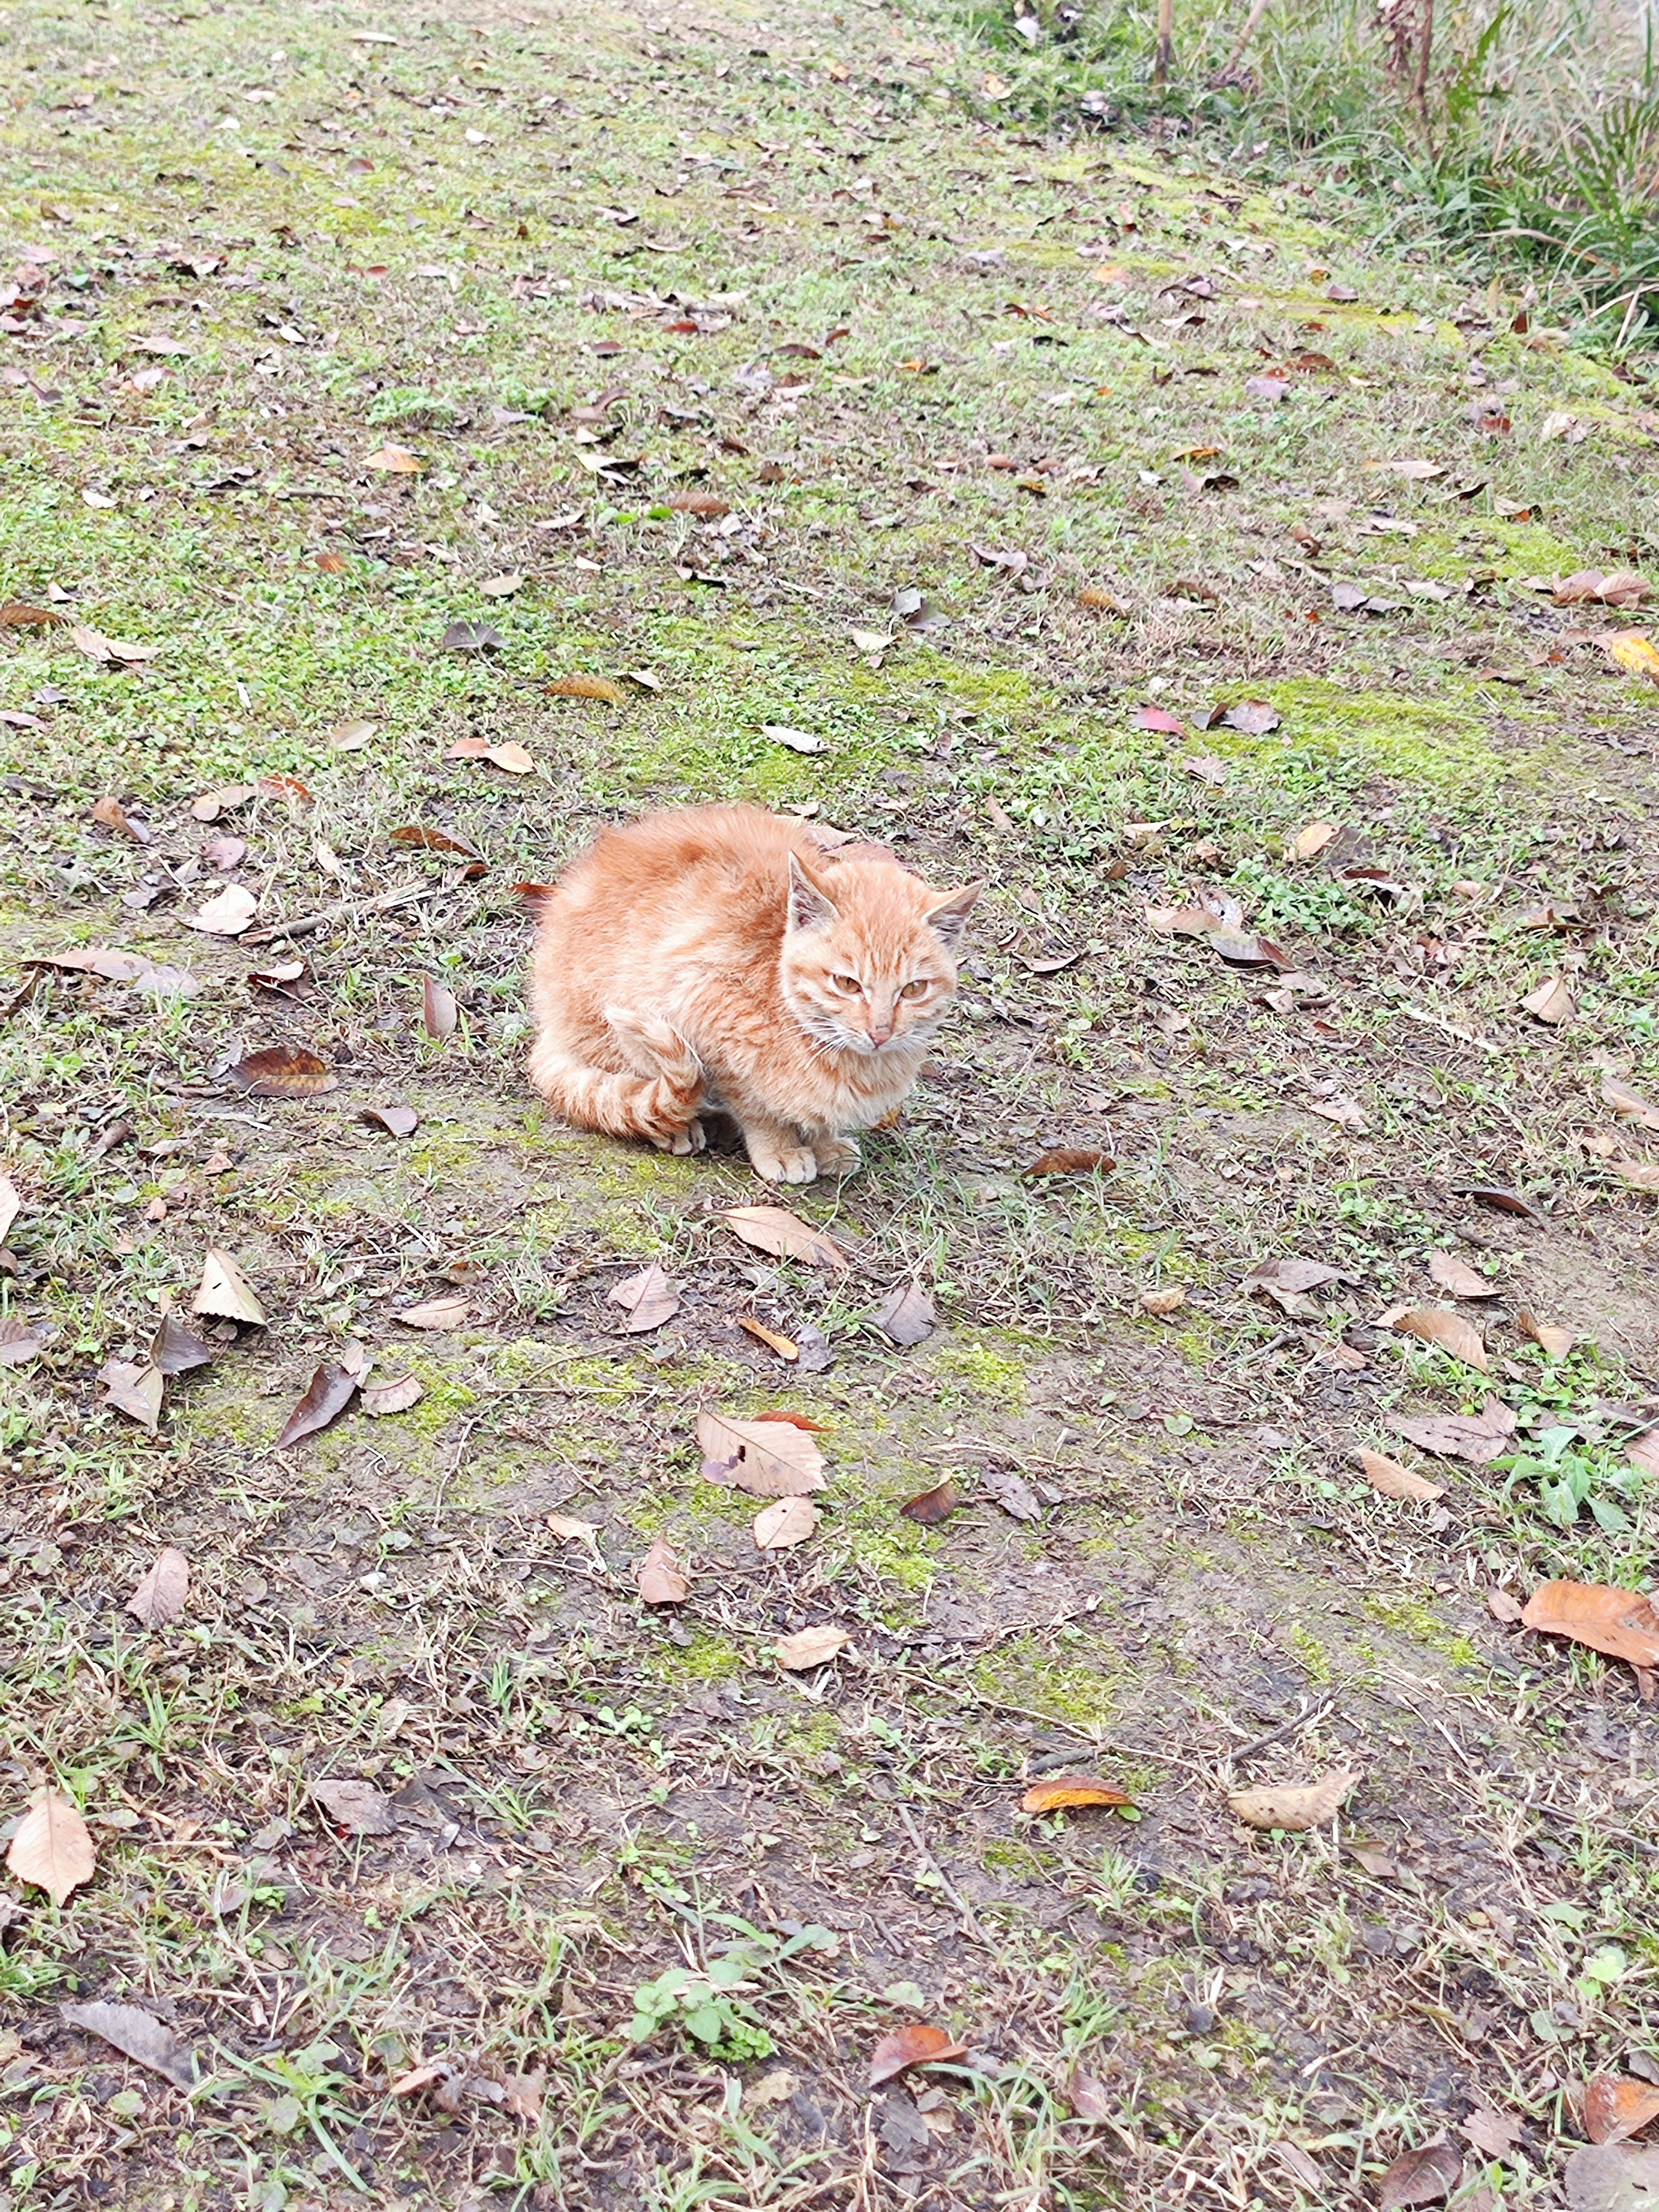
869,1017,894,1045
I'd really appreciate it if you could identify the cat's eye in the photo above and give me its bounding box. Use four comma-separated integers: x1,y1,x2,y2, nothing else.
899,979,930,1000
831,973,862,995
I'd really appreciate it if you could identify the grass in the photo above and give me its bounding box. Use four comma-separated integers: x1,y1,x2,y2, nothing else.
2,0,1659,2206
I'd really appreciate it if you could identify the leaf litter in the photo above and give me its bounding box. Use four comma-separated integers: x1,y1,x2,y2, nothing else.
7,1790,97,1906
126,1547,189,1628
607,1262,680,1333
698,1411,827,1495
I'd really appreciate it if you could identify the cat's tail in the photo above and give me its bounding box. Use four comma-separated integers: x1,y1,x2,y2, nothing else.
528,1006,706,1154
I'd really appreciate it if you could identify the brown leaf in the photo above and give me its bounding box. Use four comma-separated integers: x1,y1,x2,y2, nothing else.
1020,1773,1134,1814
546,673,626,704
327,717,377,751
126,1546,189,1628
738,1315,800,1360
868,2023,968,2087
1378,2140,1462,2209
1487,1586,1524,1624
982,1465,1044,1521
775,1623,848,1670
901,1479,958,1525
362,1374,424,1417
69,623,161,664
1358,1449,1445,1503
92,794,151,844
874,1280,935,1345
500,2069,545,2123
190,782,255,823
1521,1580,1659,1697
1455,1182,1545,1222
638,1535,689,1605
753,1496,821,1550
60,2000,194,2086
187,883,259,936
230,1044,337,1099
0,1319,44,1368
1228,1767,1360,1830
390,824,486,861
0,601,67,628
361,1104,420,1138
1140,1286,1186,1315
395,1293,473,1329
1461,2107,1525,2159
1427,1250,1495,1298
7,1790,96,1906
724,1204,849,1271
1023,1147,1115,1178
607,1262,680,1333
1219,699,1281,734
421,976,458,1040
1566,2144,1659,2211
365,443,425,472
478,570,524,597
442,619,506,653
100,1358,164,1431
546,1511,600,1544
667,491,731,515
1390,1400,1515,1462
1522,974,1575,1025
1269,2142,1328,2192
311,1778,395,1834
150,1312,213,1375
1518,1311,1575,1359
1613,1157,1659,1193
1286,821,1338,861
194,1246,265,1325
697,1411,827,1495
1381,1305,1488,1370
1603,1077,1659,1132
1587,2078,1659,2146
275,1360,362,1450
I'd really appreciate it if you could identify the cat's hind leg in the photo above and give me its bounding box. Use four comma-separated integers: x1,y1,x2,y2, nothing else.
811,1132,862,1178
528,1009,705,1152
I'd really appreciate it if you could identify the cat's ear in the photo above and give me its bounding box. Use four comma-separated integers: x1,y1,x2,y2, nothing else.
924,880,983,952
786,852,841,934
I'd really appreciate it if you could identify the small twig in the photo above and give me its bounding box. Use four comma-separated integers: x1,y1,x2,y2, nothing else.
241,879,441,947
895,1799,990,1947
1220,0,1271,76
1220,1692,1339,1775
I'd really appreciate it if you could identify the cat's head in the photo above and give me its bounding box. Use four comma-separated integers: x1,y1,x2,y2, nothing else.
780,853,982,1057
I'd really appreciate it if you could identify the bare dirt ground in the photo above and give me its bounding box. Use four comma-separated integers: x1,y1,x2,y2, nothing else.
3,1,1659,2208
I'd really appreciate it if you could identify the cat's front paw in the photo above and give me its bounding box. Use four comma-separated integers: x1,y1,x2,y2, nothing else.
812,1134,862,1178
650,1118,705,1155
749,1141,818,1185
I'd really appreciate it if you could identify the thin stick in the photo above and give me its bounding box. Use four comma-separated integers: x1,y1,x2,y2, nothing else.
1222,0,1271,76
895,1799,990,1946
241,879,440,947
1219,1692,1339,1775
1153,0,1175,84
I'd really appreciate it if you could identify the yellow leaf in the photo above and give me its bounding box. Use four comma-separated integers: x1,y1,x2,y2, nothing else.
546,674,626,704
1604,630,1659,680
365,444,425,473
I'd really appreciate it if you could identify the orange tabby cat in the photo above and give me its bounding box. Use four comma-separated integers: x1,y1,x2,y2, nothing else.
526,804,980,1182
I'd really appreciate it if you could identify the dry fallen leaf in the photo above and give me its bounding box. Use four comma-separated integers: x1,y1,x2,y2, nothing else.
1140,1286,1186,1315
395,1294,473,1330
724,1204,849,1271
1024,1147,1115,1178
1020,1774,1134,1814
1603,1077,1659,1131
1378,2139,1462,2210
546,1511,600,1544
1565,2143,1659,2211
7,1790,96,1906
391,823,486,861
361,1104,420,1138
1427,1250,1495,1299
275,1359,363,1450
607,1262,680,1333
1487,1587,1524,1624
753,1496,821,1551
1287,821,1337,861
1603,630,1659,681
362,1374,424,1417
100,1358,164,1432
422,977,458,1040
874,1280,935,1345
1381,1305,1488,1370
311,1778,395,1834
365,443,425,473
1390,1402,1515,1462
698,1411,827,1495
327,717,377,751
901,1479,958,1525
1461,2107,1526,2159
546,673,626,704
775,1623,849,1670
1521,1580,1659,1697
1518,1310,1575,1359
230,1044,337,1099
150,1312,212,1376
478,570,523,597
61,2000,194,2087
187,883,259,936
1228,1767,1360,1831
0,1319,44,1368
868,2023,968,2087
1358,1448,1446,1503
194,1246,265,1326
1522,974,1575,1025
1586,2077,1659,2147
126,1547,189,1629
738,1315,800,1361
638,1535,690,1605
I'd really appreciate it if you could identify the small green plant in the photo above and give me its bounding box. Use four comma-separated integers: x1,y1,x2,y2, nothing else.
628,1958,775,2062
1499,1424,1645,1533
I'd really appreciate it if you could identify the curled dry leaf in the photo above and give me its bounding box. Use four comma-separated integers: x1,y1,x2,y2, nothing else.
753,1495,821,1551
361,1104,420,1138
1427,1250,1496,1299
365,443,425,472
362,1374,424,1417
1287,821,1337,861
1522,974,1575,1025
422,977,459,1040
607,1261,680,1333
187,883,259,936
775,1623,849,1671
1521,1580,1659,1698
638,1535,689,1605
60,2000,194,2088
1024,1147,1115,1178
1379,2140,1463,2210
478,570,523,597
1586,2077,1659,2146
724,1204,849,1271
1020,1774,1134,1814
546,1511,600,1544
274,1360,362,1450
92,794,150,843
698,1411,827,1496
546,673,626,704
100,1359,164,1432
901,1478,958,1525
874,1280,935,1346
982,1465,1044,1522
0,601,67,628
1603,1077,1659,1132
738,1315,800,1360
1487,1586,1524,1624
0,1319,44,1368
1228,1767,1360,1832
190,783,255,823
1357,1449,1445,1504
150,1312,213,1375
311,1778,395,1834
1391,1400,1515,1463
126,1546,189,1629
230,1044,337,1099
7,1790,96,1906
763,723,826,754
194,1246,265,1325
395,1294,473,1330
391,823,486,861
868,2023,969,2088
1381,1305,1488,1370
1519,1310,1575,1359
1140,1286,1186,1315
